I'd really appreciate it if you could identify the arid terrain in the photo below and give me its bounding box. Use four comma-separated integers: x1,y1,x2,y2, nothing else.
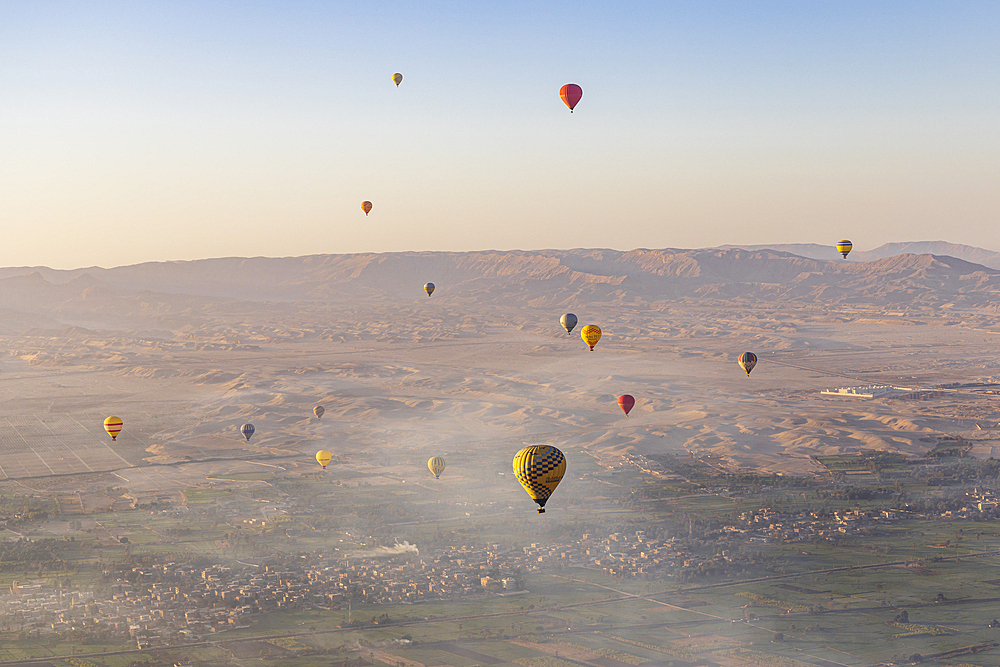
3,244,1000,667
1,243,998,493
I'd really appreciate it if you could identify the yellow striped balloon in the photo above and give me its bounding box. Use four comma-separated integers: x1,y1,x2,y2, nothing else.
103,416,123,441
314,406,324,419
581,324,602,351
427,456,446,479
836,239,853,259
316,450,333,469
513,445,566,513
392,72,403,87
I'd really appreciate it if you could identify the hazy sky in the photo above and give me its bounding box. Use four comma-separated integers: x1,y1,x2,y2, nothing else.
3,1,1000,268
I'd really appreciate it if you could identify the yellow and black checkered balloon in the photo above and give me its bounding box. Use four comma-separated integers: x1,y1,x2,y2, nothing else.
513,445,566,513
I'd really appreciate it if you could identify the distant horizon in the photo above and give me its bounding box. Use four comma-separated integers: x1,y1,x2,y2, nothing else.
3,238,999,273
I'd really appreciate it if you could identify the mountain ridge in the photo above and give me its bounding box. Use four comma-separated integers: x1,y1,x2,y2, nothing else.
0,245,996,333
720,240,1000,268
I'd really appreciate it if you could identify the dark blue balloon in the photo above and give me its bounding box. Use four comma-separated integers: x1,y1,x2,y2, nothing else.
240,423,255,441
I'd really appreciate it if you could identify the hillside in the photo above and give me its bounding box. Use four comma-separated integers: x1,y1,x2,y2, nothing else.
0,247,996,333
723,240,1000,268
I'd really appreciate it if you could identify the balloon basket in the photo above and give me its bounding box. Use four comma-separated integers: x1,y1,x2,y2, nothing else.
537,508,545,514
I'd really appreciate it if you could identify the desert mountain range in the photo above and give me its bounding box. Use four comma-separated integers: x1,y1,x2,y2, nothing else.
0,241,997,333
723,240,1000,268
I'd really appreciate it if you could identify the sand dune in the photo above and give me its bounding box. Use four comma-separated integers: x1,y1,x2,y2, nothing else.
0,246,995,500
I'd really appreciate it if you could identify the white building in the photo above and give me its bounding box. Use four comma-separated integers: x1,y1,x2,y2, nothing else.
821,385,904,398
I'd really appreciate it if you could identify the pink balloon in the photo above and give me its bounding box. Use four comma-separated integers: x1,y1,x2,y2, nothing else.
560,83,583,112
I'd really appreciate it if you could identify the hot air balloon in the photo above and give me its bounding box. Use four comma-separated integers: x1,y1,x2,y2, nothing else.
738,352,757,376
104,416,123,441
428,456,446,479
559,84,583,113
581,324,602,351
240,423,255,441
316,450,333,468
560,313,578,334
392,72,403,87
836,240,853,259
618,394,635,416
362,201,372,216
314,406,325,419
424,282,435,297
513,445,566,513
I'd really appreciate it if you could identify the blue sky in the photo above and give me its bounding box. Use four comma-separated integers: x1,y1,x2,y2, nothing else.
2,1,999,268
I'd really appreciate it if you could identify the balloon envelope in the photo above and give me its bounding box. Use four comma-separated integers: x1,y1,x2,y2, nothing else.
240,423,255,441
836,240,853,258
581,324,602,350
560,313,578,334
362,201,373,216
424,282,435,296
618,394,635,416
314,406,325,419
560,84,583,112
513,445,566,513
738,352,757,376
104,416,123,441
392,72,403,86
428,456,446,478
316,450,333,468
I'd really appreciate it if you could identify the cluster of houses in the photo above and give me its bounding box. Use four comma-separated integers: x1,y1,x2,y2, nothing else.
0,530,713,647
720,507,901,543
928,487,1000,519
717,488,1000,544
963,488,999,515
4,485,998,648
519,532,702,579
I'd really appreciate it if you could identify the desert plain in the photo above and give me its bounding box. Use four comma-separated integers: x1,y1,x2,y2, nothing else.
0,244,998,488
